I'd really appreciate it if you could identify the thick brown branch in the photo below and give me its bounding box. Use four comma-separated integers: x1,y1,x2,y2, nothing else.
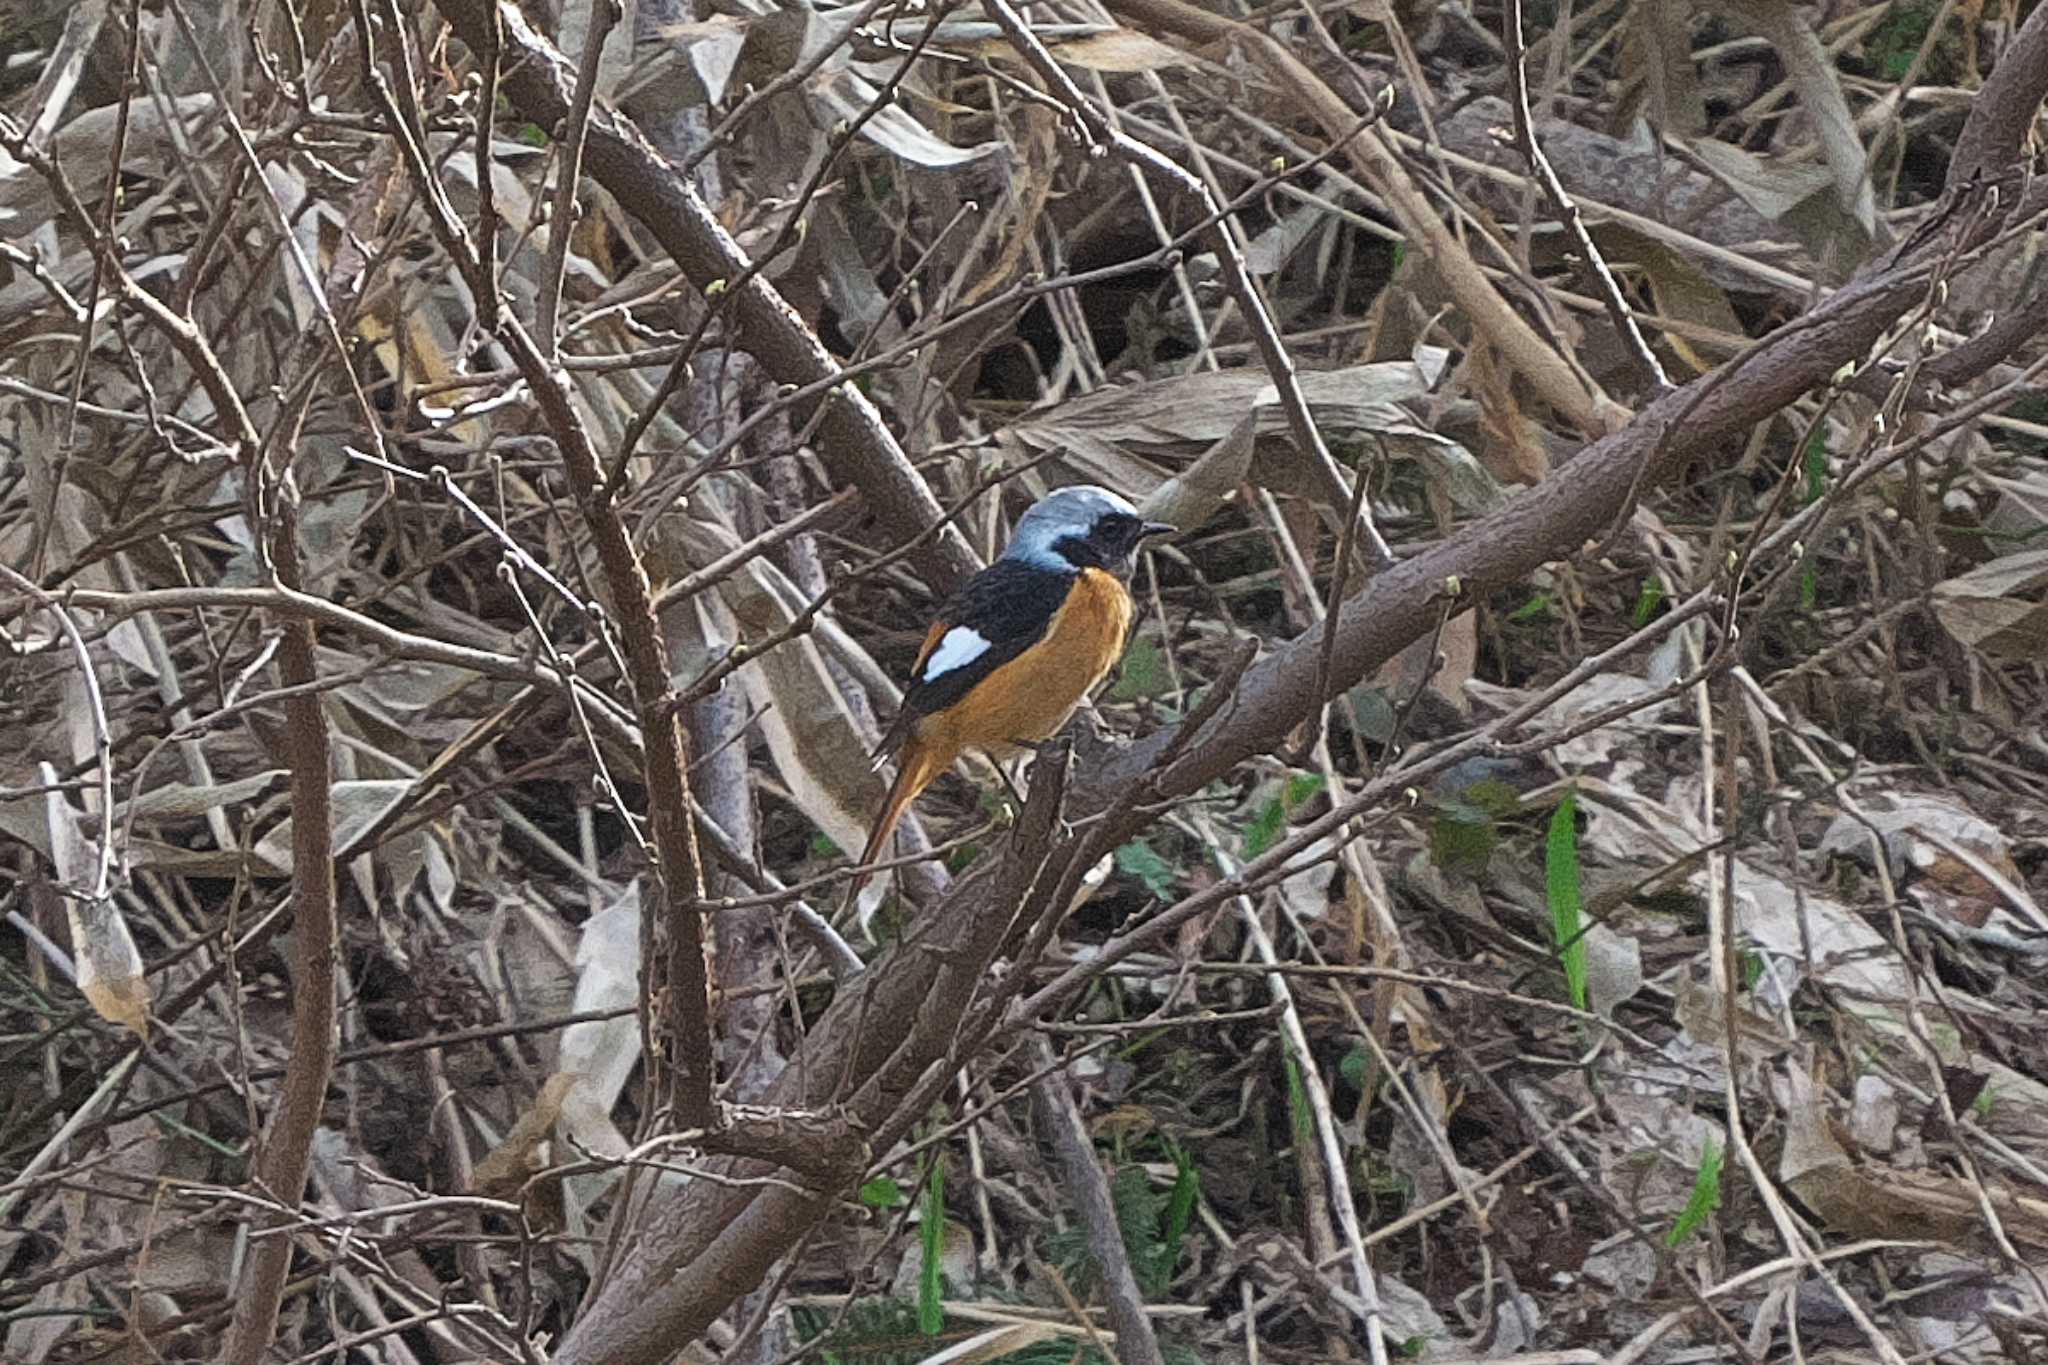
1077,222,2043,815
219,503,337,1365
1951,10,2048,185
430,0,982,596
553,747,1076,1365
1031,1037,1168,1365
354,0,717,1128
447,5,2048,1362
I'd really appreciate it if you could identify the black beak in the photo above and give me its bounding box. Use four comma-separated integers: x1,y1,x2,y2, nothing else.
1140,521,1176,541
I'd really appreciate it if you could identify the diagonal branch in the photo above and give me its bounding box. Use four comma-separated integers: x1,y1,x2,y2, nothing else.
1031,1035,1168,1365
430,0,982,595
435,5,2048,1363
554,745,1077,1365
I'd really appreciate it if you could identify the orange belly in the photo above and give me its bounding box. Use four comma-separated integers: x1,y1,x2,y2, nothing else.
916,566,1133,758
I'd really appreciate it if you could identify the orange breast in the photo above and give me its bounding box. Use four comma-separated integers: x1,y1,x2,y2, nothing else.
919,567,1133,757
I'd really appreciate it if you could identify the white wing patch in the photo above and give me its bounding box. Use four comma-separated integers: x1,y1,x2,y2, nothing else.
922,626,992,682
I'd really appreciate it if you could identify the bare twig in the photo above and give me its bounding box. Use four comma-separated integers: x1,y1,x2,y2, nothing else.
431,0,983,593
1501,0,1669,392
534,0,618,357
1029,1036,1167,1365
984,0,1396,571
0,567,117,901
354,0,717,1127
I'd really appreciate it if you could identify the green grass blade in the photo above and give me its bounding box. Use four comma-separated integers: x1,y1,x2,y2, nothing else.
1665,1137,1723,1247
1546,790,1588,1012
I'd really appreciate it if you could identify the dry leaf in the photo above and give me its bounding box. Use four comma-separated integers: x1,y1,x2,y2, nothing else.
1931,547,2048,658
1786,1064,2048,1252
1000,354,1493,516
119,770,288,823
914,1322,1061,1363
558,891,642,1163
1592,225,1745,375
254,780,410,874
40,766,147,1038
1046,28,1192,72
808,65,1004,169
1682,137,1836,224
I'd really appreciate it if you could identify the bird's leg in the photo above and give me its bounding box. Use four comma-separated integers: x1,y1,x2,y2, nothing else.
993,756,1030,814
985,735,1063,821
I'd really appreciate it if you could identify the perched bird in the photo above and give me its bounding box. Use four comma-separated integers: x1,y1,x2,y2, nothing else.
854,485,1174,894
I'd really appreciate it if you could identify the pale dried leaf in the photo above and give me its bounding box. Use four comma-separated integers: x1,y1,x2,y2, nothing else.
1982,464,2048,537
1001,355,1485,512
811,201,895,338
1244,204,1328,276
1581,923,1644,1018
1819,791,2015,883
558,0,637,99
0,94,216,231
647,16,749,103
1820,790,2035,932
1789,1130,2048,1249
120,769,287,823
558,891,642,1161
1594,225,1744,374
1930,546,2048,657
1574,776,1914,1005
1682,137,1836,223
44,771,147,1036
471,1072,579,1212
1046,27,1192,72
809,66,1004,169
254,779,409,875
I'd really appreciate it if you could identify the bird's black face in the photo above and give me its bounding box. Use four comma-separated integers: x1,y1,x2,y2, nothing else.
1053,511,1176,575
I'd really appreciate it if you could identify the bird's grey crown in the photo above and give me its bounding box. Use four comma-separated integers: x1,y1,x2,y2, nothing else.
1002,485,1138,569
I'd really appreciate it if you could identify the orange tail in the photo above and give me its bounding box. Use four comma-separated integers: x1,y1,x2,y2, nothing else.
850,735,953,900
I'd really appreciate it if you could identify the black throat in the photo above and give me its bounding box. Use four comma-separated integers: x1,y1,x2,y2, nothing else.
1052,532,1133,577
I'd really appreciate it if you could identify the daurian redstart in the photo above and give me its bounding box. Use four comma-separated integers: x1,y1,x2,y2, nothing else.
854,485,1174,893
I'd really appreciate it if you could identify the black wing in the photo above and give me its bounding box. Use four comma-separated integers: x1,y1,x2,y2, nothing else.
873,558,1074,758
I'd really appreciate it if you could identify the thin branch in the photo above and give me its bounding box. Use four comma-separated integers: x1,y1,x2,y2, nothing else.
1029,1036,1168,1365
534,0,618,356
1502,0,1669,392
985,0,1397,571
354,0,717,1127
0,566,117,901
